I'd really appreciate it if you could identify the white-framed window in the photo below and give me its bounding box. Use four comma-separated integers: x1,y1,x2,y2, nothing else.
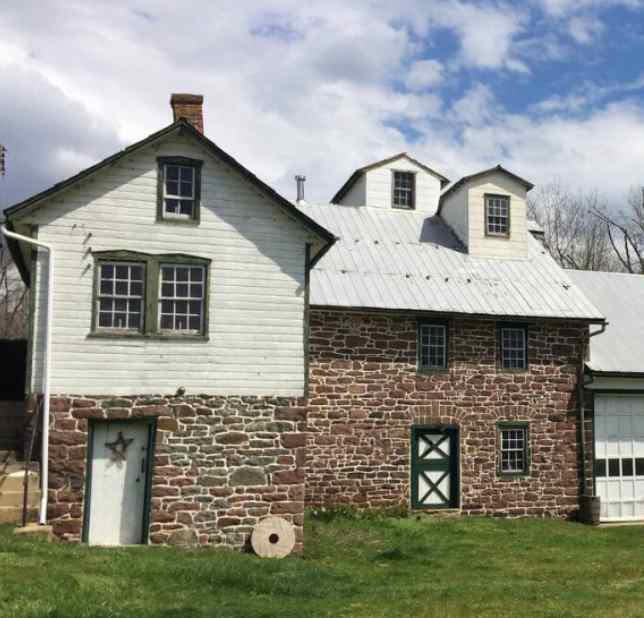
418,323,447,370
159,264,206,333
392,171,415,209
500,326,527,369
499,425,528,475
163,164,196,218
485,194,510,236
96,262,145,331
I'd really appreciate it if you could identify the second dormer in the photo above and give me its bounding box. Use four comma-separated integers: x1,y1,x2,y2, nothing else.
438,165,534,259
331,153,449,213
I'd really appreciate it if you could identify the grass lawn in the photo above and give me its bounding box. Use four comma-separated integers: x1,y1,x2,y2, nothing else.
2,515,644,618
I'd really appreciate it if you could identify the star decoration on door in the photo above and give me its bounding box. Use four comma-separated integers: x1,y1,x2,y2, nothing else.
105,431,134,463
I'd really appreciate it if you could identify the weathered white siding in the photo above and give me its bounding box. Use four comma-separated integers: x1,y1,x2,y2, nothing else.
467,172,528,259
364,157,442,213
336,156,443,213
439,186,468,246
439,171,529,259
26,132,316,396
338,174,366,206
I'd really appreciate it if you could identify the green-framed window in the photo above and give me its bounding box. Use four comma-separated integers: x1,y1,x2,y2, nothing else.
91,250,210,339
498,322,528,370
498,422,530,477
157,156,203,223
417,321,448,371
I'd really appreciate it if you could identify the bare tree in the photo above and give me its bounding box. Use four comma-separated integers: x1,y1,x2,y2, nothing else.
591,187,644,274
528,180,616,271
0,229,29,338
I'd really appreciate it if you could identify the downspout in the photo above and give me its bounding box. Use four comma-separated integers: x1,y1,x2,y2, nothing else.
1,224,53,526
579,321,607,503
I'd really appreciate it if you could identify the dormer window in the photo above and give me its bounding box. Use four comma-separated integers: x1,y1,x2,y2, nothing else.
485,194,510,237
392,171,415,209
157,156,203,223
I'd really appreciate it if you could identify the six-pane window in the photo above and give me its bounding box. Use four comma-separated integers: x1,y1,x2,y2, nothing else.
500,326,527,369
392,171,415,209
486,195,510,236
159,265,205,332
97,262,144,331
500,426,528,474
163,164,196,218
418,323,447,370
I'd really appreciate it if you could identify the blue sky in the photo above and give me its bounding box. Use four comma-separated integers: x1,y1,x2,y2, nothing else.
1,0,644,208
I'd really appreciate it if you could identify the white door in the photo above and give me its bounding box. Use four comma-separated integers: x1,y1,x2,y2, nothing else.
594,394,644,522
87,421,151,545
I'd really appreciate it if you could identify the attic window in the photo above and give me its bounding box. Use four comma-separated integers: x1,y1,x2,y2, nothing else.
157,156,203,223
392,171,415,209
485,194,510,236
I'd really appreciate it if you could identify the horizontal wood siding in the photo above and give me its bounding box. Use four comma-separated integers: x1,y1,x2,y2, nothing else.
467,172,529,259
28,134,314,396
440,187,468,246
338,174,366,206
365,159,442,213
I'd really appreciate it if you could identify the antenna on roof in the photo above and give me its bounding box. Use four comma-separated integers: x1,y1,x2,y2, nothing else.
295,175,306,205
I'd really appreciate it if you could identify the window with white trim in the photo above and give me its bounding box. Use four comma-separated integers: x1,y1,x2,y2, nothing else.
96,262,144,331
159,265,205,333
485,194,510,236
418,323,447,370
500,326,527,369
499,425,528,475
392,171,415,209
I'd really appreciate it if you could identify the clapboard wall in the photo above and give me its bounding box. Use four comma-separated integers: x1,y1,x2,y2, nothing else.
24,131,316,396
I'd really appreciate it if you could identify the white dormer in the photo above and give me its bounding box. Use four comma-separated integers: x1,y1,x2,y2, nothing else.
332,153,449,213
438,165,534,259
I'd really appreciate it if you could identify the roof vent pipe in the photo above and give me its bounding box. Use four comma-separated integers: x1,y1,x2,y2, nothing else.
295,175,306,204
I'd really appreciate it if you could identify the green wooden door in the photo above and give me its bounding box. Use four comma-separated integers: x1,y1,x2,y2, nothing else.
411,427,459,509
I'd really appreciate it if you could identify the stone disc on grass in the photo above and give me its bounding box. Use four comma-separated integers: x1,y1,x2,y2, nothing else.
251,516,295,558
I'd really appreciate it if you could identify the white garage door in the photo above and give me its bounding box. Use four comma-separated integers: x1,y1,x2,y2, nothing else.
594,394,644,522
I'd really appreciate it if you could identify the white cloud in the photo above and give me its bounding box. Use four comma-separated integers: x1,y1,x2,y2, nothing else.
568,15,605,44
404,59,444,91
0,0,644,212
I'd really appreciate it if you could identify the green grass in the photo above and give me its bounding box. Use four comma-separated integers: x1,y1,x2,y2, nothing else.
2,515,644,617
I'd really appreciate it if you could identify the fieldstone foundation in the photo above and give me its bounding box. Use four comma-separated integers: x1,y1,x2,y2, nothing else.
307,309,590,518
47,395,306,550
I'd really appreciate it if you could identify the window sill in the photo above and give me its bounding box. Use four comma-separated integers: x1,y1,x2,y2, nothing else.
87,332,209,342
155,216,200,226
417,367,449,375
498,473,531,481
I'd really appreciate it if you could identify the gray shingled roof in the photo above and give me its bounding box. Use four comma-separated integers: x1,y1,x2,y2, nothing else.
301,203,604,322
566,270,644,374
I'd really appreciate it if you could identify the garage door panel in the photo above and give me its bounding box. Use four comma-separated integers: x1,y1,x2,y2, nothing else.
595,394,644,522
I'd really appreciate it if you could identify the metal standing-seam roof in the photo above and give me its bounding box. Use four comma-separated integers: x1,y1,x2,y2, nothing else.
300,203,605,322
566,270,644,373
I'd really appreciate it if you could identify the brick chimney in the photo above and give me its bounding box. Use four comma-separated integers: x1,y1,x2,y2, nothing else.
170,93,204,133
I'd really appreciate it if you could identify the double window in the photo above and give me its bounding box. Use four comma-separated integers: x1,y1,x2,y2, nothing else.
498,423,529,476
392,171,415,209
157,157,203,222
485,194,510,237
499,324,528,370
92,251,209,338
418,322,448,371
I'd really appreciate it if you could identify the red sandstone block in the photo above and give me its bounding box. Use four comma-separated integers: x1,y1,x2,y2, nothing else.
132,405,170,418
281,433,306,448
72,399,96,409
50,398,71,412
71,408,104,420
272,469,304,484
270,501,303,515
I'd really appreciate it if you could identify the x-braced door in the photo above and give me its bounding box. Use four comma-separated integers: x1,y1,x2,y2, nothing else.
411,427,459,509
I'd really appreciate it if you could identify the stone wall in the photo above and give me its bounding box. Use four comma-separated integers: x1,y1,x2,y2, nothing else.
47,395,306,550
307,309,589,518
